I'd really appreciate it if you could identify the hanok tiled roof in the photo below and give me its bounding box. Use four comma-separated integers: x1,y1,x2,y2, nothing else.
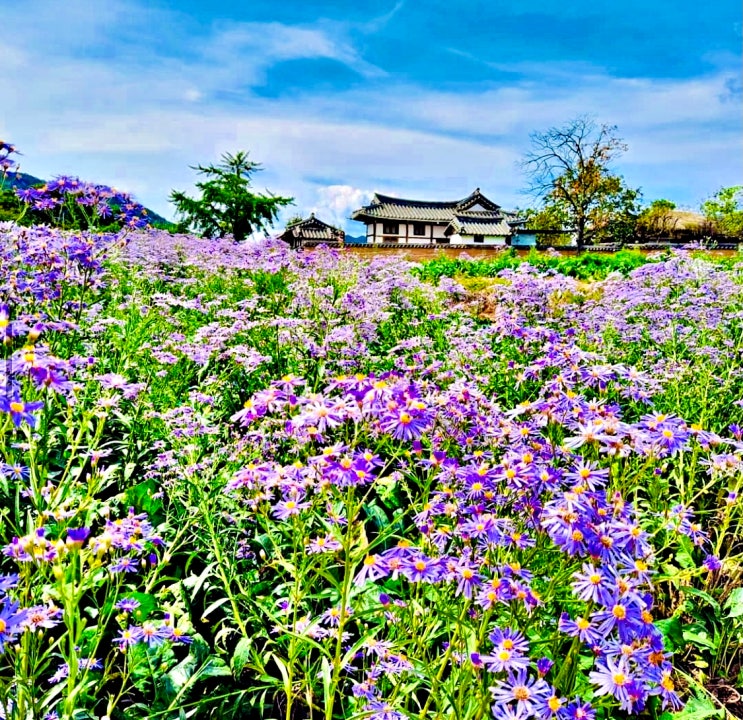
280,214,344,244
352,189,515,227
445,216,513,236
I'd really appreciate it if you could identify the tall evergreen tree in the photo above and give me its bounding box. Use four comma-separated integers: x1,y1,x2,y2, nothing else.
170,151,293,241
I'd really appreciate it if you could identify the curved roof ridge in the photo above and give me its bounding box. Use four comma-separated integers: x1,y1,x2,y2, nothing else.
371,192,460,208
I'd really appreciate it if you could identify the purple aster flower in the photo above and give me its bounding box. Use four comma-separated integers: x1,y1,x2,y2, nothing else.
536,657,554,677
169,626,193,644
66,528,90,547
140,622,170,647
588,657,635,712
490,669,550,716
571,564,612,604
380,408,429,441
307,535,342,554
480,647,530,674
0,464,30,482
30,367,72,393
489,628,530,656
109,556,139,574
0,574,19,593
453,561,482,598
534,689,564,718
0,395,44,428
273,499,311,521
651,671,683,710
399,553,443,583
354,554,390,586
117,625,144,649
48,663,70,684
22,604,61,630
703,554,721,572
558,613,603,645
115,598,141,612
592,595,644,643
563,700,595,720
0,599,28,652
363,700,404,720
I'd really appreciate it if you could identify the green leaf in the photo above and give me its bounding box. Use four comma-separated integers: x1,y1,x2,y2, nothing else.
684,587,721,616
270,653,292,699
231,636,253,677
663,696,724,719
724,587,743,618
675,537,695,570
682,622,718,651
124,478,164,518
656,616,685,652
201,596,231,619
122,592,158,622
321,656,333,711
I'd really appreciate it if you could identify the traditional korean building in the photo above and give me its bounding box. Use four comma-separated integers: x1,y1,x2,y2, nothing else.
351,189,528,246
279,214,345,249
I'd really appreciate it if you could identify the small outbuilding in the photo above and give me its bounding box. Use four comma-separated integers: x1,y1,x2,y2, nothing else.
280,214,345,249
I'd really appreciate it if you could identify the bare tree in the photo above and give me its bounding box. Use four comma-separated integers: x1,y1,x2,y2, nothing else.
522,116,635,248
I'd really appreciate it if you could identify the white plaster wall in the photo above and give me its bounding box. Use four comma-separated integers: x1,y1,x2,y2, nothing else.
451,234,508,246
367,221,449,243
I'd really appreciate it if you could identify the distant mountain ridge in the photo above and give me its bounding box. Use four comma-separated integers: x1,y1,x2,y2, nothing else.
1,171,172,226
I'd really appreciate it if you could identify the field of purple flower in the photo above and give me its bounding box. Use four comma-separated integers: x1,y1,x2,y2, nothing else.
0,223,741,720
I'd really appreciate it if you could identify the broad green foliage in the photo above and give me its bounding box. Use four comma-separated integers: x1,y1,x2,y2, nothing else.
0,226,742,720
701,186,743,239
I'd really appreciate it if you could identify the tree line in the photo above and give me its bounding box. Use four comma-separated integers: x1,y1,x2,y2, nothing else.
520,115,743,248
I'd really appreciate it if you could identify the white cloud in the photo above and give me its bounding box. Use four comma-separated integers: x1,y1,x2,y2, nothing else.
310,185,374,227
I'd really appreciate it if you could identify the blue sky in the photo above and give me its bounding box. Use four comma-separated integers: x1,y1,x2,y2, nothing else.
2,0,741,232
